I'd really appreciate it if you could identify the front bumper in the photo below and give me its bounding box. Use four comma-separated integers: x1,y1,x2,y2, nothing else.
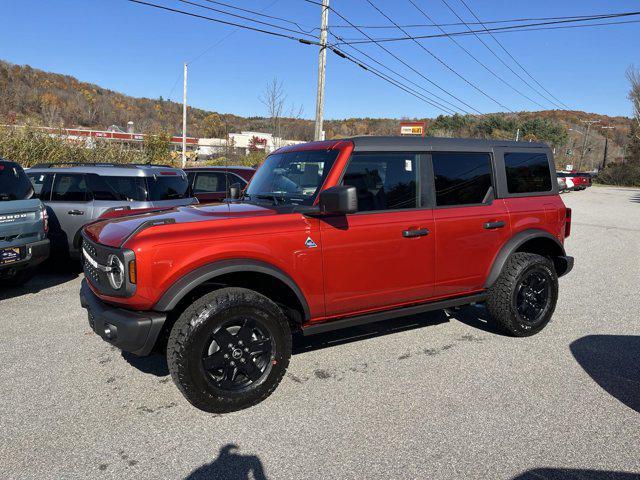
80,280,166,356
0,239,50,272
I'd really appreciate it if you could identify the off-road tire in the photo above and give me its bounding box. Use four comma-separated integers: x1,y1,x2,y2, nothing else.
486,252,558,337
167,287,292,413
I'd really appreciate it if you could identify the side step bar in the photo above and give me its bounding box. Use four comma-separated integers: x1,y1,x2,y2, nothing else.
302,293,487,336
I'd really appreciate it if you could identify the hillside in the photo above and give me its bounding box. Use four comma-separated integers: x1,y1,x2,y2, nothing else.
0,60,632,170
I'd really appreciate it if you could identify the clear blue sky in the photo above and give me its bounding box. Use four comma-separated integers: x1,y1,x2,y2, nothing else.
2,0,638,119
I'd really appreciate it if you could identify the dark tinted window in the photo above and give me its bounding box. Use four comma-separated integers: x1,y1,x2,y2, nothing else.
343,153,420,212
246,150,338,205
146,175,190,200
52,174,88,202
86,175,147,201
504,152,552,194
432,153,492,206
0,162,33,200
194,172,227,193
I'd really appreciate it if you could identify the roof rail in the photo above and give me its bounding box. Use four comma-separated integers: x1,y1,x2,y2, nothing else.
30,162,178,169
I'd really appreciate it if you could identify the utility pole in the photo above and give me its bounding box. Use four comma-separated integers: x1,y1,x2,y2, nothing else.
182,62,188,168
313,0,329,142
578,119,599,171
600,125,615,170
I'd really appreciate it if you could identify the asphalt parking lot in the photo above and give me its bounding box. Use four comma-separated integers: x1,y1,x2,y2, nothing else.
1,185,639,480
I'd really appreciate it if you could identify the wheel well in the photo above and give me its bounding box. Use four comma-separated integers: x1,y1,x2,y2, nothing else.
515,237,567,275
157,271,306,352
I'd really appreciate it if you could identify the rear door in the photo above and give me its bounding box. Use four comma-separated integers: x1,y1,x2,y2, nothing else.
429,151,511,297
320,151,435,317
48,173,93,254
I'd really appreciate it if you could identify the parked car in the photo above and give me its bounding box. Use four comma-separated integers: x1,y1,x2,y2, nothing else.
0,159,49,285
185,166,255,203
26,163,196,258
80,137,573,413
557,171,591,191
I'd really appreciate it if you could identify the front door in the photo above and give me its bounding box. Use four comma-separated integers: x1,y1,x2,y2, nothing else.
320,152,435,318
47,173,93,254
429,151,511,297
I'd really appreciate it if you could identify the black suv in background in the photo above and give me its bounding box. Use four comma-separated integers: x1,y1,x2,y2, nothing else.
26,163,196,258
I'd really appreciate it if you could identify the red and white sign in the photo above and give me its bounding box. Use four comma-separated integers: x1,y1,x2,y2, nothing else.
399,121,427,136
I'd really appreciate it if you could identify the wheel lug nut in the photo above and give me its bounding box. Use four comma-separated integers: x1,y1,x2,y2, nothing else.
244,348,249,352
240,358,245,363
238,340,243,346
230,361,235,366
228,344,233,349
223,354,229,359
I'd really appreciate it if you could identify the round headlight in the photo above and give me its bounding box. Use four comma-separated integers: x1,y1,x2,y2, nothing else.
107,254,125,290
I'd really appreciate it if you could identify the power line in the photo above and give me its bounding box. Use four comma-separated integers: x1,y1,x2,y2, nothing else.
326,11,640,30
333,11,640,44
303,0,481,115
457,0,569,109
126,0,321,45
130,0,460,115
437,0,562,109
407,0,547,110
330,32,460,114
175,0,317,39
363,0,514,112
196,0,315,33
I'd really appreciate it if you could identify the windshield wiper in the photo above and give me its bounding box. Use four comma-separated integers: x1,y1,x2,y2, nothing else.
254,194,282,206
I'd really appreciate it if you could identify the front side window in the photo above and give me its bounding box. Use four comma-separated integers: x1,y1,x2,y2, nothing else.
146,175,190,201
246,150,338,205
432,152,493,206
0,163,33,201
504,152,552,194
342,152,421,212
51,174,88,202
194,172,227,193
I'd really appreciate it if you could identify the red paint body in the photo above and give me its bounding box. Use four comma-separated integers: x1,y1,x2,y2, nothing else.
84,140,569,324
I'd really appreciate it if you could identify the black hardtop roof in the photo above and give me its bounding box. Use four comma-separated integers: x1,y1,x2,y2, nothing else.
349,135,548,152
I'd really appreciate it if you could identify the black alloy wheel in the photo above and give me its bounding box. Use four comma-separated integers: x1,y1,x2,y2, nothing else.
202,318,274,392
515,270,551,326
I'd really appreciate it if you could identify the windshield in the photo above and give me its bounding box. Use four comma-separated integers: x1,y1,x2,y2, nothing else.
245,150,339,205
0,162,33,201
146,175,190,201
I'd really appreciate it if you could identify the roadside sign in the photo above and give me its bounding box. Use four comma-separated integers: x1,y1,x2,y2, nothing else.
399,121,426,136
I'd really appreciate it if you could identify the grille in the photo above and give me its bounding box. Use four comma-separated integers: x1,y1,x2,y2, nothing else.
82,240,104,289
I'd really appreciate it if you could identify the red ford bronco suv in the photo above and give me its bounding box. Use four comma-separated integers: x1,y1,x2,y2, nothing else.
80,137,573,413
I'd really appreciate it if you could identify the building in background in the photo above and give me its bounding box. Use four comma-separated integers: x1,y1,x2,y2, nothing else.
196,131,303,159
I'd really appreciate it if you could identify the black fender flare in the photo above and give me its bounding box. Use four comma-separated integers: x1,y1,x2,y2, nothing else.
153,259,311,321
484,229,566,289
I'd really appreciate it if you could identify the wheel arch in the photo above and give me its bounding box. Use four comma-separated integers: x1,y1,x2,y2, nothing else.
153,259,311,324
484,229,568,288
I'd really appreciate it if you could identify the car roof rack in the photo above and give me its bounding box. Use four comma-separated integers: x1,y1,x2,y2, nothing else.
30,162,177,169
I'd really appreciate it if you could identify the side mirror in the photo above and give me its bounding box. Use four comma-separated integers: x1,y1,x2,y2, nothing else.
318,185,358,215
228,183,241,199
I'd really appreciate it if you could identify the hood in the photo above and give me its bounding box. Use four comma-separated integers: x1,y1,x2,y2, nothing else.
83,202,278,248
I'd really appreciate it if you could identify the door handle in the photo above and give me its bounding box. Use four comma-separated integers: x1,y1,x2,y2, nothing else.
68,210,85,216
484,220,505,230
402,228,430,238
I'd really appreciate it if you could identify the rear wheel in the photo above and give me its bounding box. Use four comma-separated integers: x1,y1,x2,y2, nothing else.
167,287,291,413
486,253,558,337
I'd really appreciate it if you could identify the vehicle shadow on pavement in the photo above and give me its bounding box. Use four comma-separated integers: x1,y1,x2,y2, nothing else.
570,335,640,414
0,262,80,302
512,468,640,479
185,444,267,480
121,351,169,376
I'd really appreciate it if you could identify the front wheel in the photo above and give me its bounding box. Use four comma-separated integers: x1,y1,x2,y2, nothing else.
486,252,558,337
167,287,292,413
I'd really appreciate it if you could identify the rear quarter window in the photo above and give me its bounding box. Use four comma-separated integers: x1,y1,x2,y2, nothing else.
504,152,552,194
0,163,33,200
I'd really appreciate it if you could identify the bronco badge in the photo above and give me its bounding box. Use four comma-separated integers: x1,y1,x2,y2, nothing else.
305,237,317,248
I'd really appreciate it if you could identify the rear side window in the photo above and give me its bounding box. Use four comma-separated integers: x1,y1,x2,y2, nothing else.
343,152,421,212
0,163,33,201
147,175,190,200
51,174,89,202
432,153,492,206
504,152,552,194
194,172,227,193
86,175,147,201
